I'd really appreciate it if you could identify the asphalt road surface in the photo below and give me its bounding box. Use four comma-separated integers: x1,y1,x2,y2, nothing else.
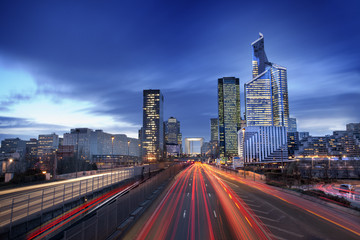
124,163,360,240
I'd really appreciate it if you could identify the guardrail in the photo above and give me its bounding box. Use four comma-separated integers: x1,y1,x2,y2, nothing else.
0,167,135,233
61,163,188,240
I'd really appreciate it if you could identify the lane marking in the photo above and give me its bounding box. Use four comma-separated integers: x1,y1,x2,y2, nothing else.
183,210,187,218
250,208,273,215
206,183,208,187
304,208,360,237
213,210,217,218
187,192,190,197
208,193,211,197
222,179,240,188
257,215,280,222
269,233,287,240
265,224,304,238
237,195,250,199
245,202,262,208
189,183,191,186
245,216,252,227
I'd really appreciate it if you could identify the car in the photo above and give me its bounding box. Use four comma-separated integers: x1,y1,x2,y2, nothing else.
339,184,355,194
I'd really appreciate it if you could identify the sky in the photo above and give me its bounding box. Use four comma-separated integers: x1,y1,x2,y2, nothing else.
0,0,360,143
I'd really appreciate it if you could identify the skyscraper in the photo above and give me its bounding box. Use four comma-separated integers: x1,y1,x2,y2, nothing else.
210,118,219,142
142,89,164,162
288,118,297,132
245,33,289,128
218,77,241,158
165,117,182,156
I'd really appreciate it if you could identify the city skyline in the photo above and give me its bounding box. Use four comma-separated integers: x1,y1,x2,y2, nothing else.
1,1,360,143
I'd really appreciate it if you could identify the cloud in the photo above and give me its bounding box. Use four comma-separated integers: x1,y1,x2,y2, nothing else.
0,116,67,130
0,0,359,139
0,93,33,111
291,93,360,135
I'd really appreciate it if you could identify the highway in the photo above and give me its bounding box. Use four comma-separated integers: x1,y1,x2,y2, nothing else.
125,163,272,240
0,167,134,229
125,163,360,240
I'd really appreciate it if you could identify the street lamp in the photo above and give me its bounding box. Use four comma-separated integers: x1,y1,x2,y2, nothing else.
75,129,80,178
111,136,115,155
6,158,13,173
127,140,130,165
111,136,114,173
138,144,141,165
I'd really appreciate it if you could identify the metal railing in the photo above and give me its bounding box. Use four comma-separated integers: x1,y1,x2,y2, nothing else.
62,163,187,240
0,168,134,231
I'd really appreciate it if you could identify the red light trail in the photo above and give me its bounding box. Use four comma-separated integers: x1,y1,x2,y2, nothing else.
27,181,138,240
135,163,272,240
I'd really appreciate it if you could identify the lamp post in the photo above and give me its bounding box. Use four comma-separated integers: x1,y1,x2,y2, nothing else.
76,129,80,178
127,140,130,165
138,144,141,165
111,136,114,172
6,158,13,173
242,128,246,179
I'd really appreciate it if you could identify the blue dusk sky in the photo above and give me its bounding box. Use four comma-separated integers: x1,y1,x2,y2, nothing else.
0,0,359,142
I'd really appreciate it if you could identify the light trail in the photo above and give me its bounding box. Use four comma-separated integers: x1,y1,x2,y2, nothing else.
206,165,360,237
136,164,194,240
202,164,272,239
26,181,138,240
136,163,222,240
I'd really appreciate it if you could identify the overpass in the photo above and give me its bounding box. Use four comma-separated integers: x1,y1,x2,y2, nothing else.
0,164,162,239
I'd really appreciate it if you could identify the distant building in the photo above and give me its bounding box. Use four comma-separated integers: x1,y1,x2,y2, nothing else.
142,89,164,162
37,133,59,156
63,128,92,160
287,131,299,158
165,117,181,144
210,118,219,142
1,138,26,158
128,137,140,157
295,124,360,158
63,128,140,161
218,77,241,158
164,117,182,156
328,131,360,157
245,33,289,128
299,132,310,141
57,145,75,159
25,138,38,168
288,118,297,132
201,142,212,156
238,126,288,162
184,138,204,155
347,123,360,140
296,136,329,157
0,138,26,172
36,133,59,173
209,141,219,159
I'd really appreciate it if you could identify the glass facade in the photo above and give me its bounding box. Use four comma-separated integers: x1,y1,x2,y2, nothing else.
142,89,164,162
165,117,182,156
210,118,218,142
238,126,288,162
288,118,297,132
218,77,241,157
246,33,289,128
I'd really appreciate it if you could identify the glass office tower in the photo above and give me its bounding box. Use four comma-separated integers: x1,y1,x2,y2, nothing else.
210,118,219,142
218,77,241,158
245,33,289,128
142,89,164,162
165,117,182,156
